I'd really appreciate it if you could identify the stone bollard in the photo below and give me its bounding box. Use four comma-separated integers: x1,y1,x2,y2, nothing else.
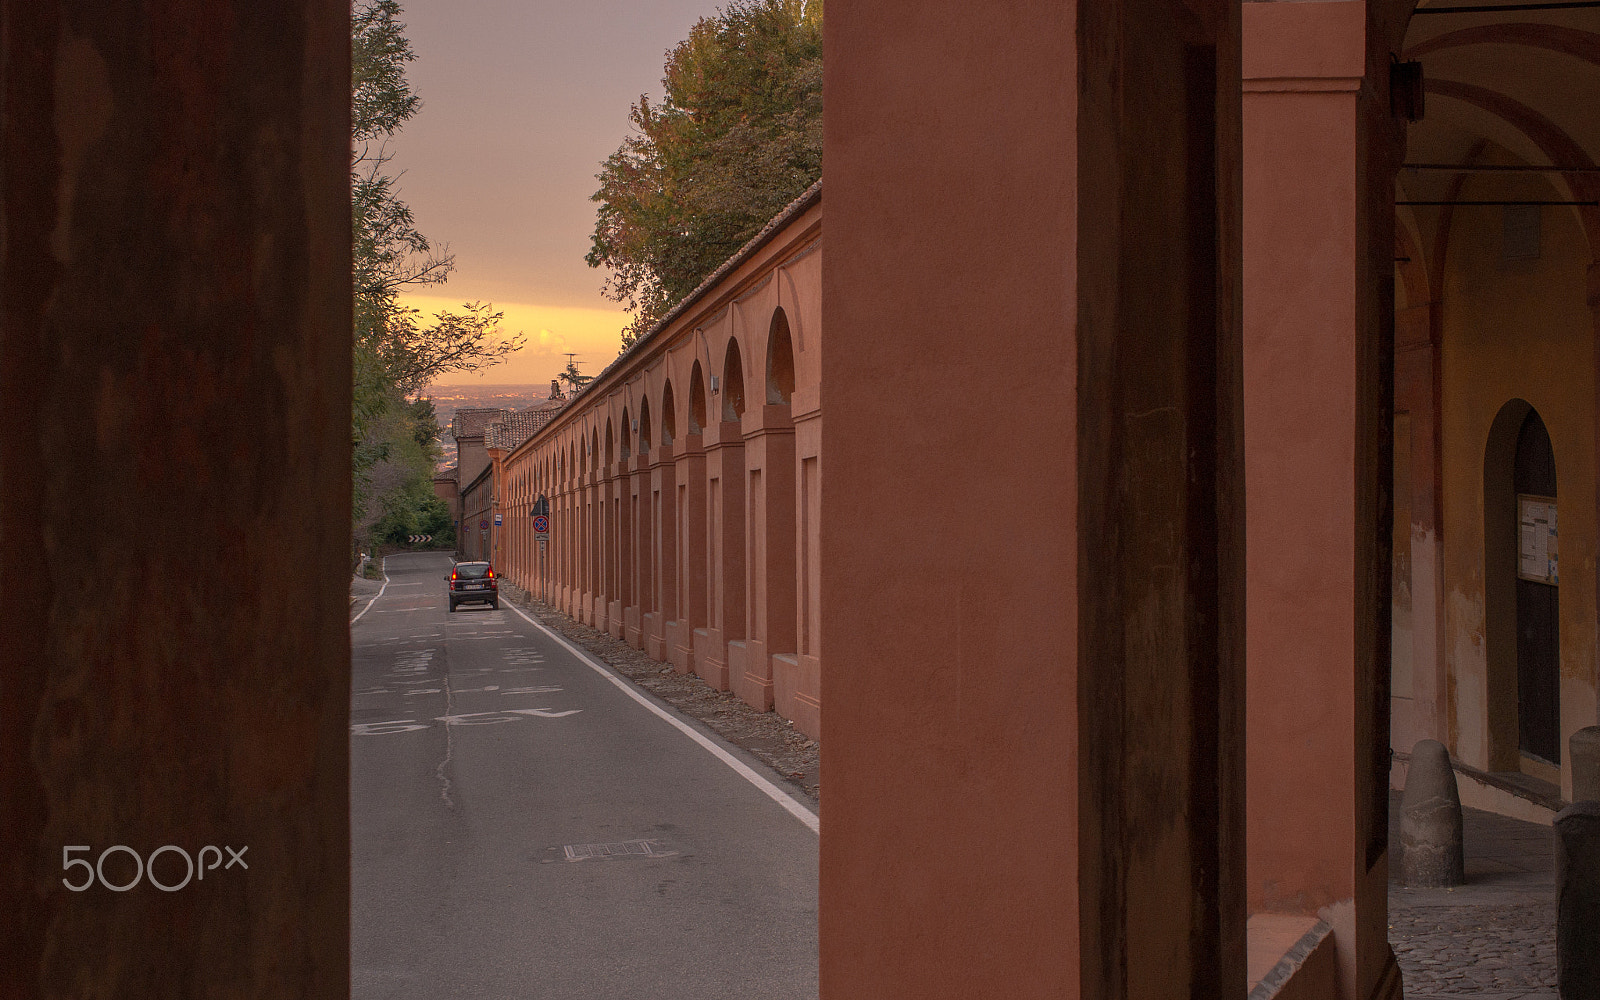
1557,802,1600,999
1400,739,1465,887
1573,727,1600,803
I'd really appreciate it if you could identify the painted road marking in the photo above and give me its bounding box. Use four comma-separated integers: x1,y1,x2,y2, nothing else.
349,558,391,624
501,602,820,835
349,708,581,735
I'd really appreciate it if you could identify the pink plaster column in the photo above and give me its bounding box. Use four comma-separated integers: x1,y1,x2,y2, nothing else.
569,477,581,618
1243,4,1402,1000
698,420,746,690
673,434,709,675
1592,261,1600,735
583,475,597,623
626,455,650,648
647,442,678,661
790,385,823,739
738,404,797,713
596,473,611,631
608,464,627,638
823,0,1244,995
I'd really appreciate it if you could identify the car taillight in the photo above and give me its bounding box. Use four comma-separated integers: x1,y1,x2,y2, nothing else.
486,569,495,580
451,570,458,580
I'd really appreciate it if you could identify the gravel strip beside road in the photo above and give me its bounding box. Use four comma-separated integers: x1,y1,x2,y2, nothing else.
506,587,821,805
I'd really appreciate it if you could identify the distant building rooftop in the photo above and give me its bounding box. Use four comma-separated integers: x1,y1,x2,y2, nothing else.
486,404,564,452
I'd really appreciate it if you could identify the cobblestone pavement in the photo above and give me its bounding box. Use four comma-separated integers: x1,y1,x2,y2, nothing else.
1388,791,1557,999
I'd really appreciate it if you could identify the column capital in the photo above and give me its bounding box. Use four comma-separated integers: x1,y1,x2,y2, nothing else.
1243,1,1366,93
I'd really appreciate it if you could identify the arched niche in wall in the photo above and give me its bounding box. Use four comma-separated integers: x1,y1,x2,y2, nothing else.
605,420,614,468
689,361,707,433
767,308,795,404
661,380,677,445
723,338,746,421
620,408,632,461
640,397,652,454
1483,398,1562,771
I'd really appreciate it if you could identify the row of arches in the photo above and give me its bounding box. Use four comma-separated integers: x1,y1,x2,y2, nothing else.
490,242,823,738
508,313,798,492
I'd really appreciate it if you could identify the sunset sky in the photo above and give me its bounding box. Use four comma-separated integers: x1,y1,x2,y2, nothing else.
388,0,727,386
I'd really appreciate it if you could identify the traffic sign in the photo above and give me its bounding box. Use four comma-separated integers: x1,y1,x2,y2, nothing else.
407,534,432,544
532,494,550,517
479,520,489,530
494,513,503,527
532,514,550,534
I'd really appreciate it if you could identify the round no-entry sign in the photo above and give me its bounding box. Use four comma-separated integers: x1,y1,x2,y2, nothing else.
532,514,550,534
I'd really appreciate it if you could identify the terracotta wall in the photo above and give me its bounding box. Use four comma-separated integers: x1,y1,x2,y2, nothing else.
1434,164,1598,797
493,198,823,737
822,0,1244,995
461,466,493,562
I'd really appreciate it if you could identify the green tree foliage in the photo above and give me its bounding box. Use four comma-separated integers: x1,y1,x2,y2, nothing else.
555,357,594,395
588,0,822,349
349,1,523,551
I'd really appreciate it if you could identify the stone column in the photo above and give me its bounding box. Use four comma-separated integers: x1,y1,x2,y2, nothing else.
1399,740,1465,887
1573,726,1600,802
821,0,1244,995
1557,802,1600,999
1,1,351,993
1394,296,1446,753
1242,4,1404,1000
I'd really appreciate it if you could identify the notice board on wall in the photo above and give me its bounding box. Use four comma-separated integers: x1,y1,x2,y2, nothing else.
1518,494,1559,585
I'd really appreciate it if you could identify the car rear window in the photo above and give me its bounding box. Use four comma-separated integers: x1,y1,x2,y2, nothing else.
455,563,491,579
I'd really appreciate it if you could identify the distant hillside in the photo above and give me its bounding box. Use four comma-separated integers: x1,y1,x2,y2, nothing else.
418,383,550,472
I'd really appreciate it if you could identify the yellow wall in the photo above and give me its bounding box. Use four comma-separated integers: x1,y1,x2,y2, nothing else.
1438,171,1597,798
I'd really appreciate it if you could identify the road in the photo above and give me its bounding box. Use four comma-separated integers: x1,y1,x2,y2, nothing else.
351,552,819,999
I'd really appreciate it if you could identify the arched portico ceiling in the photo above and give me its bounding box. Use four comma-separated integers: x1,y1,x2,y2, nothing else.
1399,4,1600,264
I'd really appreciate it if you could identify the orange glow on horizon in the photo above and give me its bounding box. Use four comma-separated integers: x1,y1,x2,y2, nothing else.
400,293,628,386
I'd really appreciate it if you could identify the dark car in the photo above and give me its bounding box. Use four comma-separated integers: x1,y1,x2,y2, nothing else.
447,561,499,612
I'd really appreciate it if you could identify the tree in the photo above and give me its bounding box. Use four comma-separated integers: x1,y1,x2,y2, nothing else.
351,1,523,412
555,357,594,395
349,1,524,548
588,0,822,349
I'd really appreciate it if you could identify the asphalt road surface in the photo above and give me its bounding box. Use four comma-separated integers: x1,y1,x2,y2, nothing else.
351,552,819,999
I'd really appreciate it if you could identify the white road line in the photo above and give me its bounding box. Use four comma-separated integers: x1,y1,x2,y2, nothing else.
504,601,821,836
350,558,391,624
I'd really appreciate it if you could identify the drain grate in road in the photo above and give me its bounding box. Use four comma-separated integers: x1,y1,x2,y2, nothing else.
562,840,676,862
